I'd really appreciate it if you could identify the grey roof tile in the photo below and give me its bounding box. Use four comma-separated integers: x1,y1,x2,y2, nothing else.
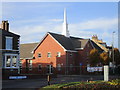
20,43,38,59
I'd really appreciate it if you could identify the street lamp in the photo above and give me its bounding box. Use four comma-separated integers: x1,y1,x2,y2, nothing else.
112,31,115,74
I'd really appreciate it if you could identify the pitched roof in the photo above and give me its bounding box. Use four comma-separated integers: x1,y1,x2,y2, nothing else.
0,29,20,37
69,36,89,49
20,32,104,59
49,32,75,50
90,40,104,53
49,32,90,50
20,43,38,59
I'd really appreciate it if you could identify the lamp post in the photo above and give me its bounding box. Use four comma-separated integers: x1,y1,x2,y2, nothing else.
112,31,115,74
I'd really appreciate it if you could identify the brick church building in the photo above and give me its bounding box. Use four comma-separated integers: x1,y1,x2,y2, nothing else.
20,9,108,75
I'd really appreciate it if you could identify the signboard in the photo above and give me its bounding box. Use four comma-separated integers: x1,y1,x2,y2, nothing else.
9,76,27,79
87,67,103,72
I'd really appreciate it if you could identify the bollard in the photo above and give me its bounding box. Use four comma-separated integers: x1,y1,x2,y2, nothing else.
47,75,50,85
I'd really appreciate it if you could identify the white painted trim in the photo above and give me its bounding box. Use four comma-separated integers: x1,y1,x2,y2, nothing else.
49,33,66,51
75,48,83,50
66,50,78,52
18,37,20,74
4,53,19,69
0,49,19,51
6,36,13,39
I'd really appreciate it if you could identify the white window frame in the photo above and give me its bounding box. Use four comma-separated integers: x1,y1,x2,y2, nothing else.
47,65,53,74
57,52,61,57
38,53,41,58
29,60,32,71
47,52,51,58
5,54,19,69
5,37,13,50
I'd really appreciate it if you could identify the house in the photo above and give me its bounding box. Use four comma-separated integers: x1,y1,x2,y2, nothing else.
20,9,106,75
0,20,20,78
92,35,109,52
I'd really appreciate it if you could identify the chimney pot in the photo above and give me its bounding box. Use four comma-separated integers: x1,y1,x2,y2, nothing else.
1,20,9,31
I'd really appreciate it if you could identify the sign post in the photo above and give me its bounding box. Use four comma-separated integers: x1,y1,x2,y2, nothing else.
104,65,109,81
47,75,50,85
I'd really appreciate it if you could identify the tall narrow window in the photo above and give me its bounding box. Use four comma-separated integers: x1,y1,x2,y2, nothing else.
38,64,42,71
19,60,22,70
6,56,11,67
29,60,32,70
57,52,61,57
47,65,53,74
6,37,13,50
12,56,17,67
47,52,51,57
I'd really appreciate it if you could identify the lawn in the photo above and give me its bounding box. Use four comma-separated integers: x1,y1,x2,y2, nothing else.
42,79,120,89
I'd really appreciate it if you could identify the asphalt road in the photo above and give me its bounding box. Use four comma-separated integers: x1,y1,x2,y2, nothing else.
2,75,119,90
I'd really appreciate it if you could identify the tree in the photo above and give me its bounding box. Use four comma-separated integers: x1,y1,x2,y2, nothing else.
100,52,109,65
112,48,120,66
89,49,100,66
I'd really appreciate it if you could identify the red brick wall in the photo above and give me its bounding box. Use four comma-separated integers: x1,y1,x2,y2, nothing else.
77,40,94,66
21,34,78,74
33,34,66,68
20,34,94,75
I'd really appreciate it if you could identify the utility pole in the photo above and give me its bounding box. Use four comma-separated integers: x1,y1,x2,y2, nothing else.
112,31,115,74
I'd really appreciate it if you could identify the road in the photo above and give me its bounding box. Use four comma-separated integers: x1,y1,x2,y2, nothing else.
2,75,119,90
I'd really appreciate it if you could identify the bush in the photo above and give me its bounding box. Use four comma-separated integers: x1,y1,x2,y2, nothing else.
43,79,120,89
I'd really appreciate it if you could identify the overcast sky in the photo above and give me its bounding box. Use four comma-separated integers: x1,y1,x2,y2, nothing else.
2,2,118,48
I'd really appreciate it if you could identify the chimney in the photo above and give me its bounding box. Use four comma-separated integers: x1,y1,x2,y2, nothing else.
92,35,98,40
1,20,9,31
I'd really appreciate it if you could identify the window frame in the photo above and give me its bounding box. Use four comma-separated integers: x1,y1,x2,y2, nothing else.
47,52,51,58
57,52,61,57
29,60,32,71
38,53,41,58
5,54,18,68
5,36,13,50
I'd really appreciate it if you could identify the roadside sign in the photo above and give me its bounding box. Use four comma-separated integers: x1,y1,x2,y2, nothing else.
9,76,27,79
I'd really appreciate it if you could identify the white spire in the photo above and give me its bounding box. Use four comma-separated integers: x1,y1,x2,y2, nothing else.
62,8,70,37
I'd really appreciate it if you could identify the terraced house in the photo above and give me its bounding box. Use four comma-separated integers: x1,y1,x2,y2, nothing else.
0,21,20,78
20,10,109,75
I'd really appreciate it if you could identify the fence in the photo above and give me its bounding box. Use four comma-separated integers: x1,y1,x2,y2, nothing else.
2,66,120,79
20,66,105,75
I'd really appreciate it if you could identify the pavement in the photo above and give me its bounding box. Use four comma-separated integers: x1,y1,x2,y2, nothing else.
2,75,120,90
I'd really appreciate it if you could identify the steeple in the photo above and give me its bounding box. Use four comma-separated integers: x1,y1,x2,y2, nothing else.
62,8,70,37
